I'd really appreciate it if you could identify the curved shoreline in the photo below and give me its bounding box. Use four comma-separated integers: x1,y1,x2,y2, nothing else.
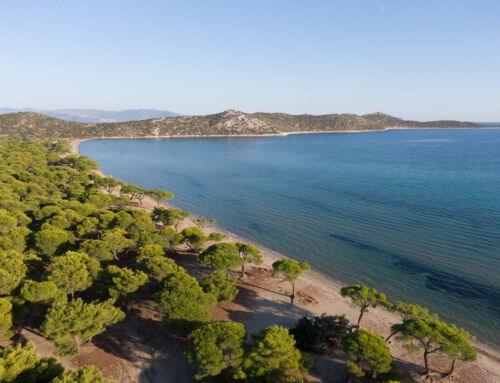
70,137,500,382
68,126,500,155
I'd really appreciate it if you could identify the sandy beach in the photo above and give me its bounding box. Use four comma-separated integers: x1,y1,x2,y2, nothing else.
51,138,500,383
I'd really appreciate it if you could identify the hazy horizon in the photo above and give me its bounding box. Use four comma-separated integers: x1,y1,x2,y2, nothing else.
2,107,500,123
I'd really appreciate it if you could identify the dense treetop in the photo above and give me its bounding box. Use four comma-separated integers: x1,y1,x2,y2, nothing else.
0,137,182,369
341,329,392,379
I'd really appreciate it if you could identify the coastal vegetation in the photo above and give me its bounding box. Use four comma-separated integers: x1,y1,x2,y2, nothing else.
185,322,311,382
184,321,246,380
341,329,392,380
290,314,350,353
0,109,485,140
199,243,244,275
0,343,112,383
272,259,311,304
200,270,239,302
237,242,263,277
0,137,480,382
341,284,390,329
390,319,477,376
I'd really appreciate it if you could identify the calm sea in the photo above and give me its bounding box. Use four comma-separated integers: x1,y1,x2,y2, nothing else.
80,129,500,346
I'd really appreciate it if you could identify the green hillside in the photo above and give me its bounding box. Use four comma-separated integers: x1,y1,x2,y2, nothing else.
0,109,483,139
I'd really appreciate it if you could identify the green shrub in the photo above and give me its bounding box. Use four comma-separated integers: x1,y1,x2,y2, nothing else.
291,314,349,353
185,321,246,380
242,325,311,382
200,271,239,302
341,329,392,379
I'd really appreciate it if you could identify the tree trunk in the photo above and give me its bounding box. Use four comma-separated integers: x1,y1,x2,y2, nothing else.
357,308,365,329
241,263,245,278
423,349,431,375
385,330,397,342
290,282,295,305
74,335,80,353
449,359,456,376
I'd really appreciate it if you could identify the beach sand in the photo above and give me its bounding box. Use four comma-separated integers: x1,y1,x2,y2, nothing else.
38,138,499,383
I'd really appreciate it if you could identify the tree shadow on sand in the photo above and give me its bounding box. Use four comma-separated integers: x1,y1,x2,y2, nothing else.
391,357,427,380
306,348,350,383
216,284,311,334
91,302,195,383
238,279,290,297
167,249,208,279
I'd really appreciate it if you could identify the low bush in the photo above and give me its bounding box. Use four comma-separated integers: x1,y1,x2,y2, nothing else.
291,314,349,353
200,271,239,302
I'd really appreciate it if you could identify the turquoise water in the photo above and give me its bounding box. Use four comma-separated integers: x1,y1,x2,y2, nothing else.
80,129,500,347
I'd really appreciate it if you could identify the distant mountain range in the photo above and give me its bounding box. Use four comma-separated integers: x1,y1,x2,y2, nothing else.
0,109,492,140
0,108,178,123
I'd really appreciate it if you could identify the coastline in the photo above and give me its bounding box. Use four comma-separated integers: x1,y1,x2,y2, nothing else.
70,138,500,382
68,125,500,155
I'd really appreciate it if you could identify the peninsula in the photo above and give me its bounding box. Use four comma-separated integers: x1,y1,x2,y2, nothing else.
0,109,488,140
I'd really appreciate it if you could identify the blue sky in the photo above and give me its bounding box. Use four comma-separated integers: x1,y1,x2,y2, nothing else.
1,1,499,120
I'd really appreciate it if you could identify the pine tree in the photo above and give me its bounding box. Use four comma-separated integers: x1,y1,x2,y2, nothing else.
341,284,390,328
147,190,174,207
200,271,239,302
20,280,66,304
0,250,27,295
185,321,246,380
272,259,310,305
52,365,115,383
0,343,63,382
104,265,148,300
41,298,125,355
0,298,13,338
34,227,69,258
47,252,100,297
182,226,208,250
242,325,310,382
236,242,262,277
199,243,243,275
341,329,392,379
391,318,476,376
100,229,134,260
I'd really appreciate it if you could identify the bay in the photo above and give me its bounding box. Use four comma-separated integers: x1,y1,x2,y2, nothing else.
81,129,500,346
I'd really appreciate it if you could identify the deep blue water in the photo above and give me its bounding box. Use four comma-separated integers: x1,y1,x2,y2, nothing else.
81,129,500,347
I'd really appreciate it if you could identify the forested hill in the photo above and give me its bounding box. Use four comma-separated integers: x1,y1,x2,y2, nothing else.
0,109,485,139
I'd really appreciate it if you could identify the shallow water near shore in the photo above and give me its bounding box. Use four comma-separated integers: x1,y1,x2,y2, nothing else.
81,129,500,347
